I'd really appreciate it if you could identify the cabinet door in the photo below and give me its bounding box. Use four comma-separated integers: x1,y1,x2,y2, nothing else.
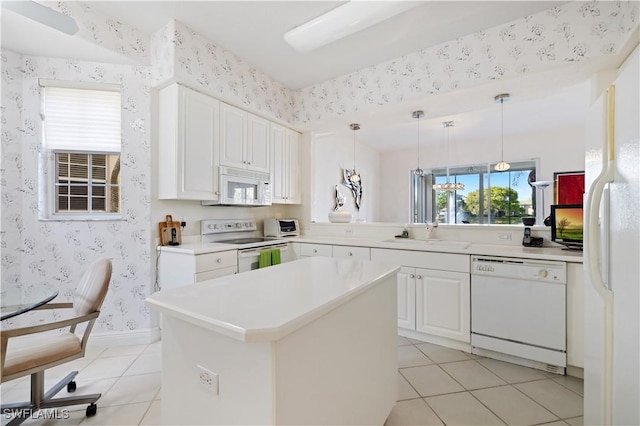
566,262,584,368
158,84,220,200
220,103,247,169
247,113,270,173
285,129,301,204
415,269,470,342
397,267,416,330
332,245,370,260
270,124,287,203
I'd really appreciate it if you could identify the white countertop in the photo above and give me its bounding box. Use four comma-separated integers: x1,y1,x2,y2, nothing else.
146,257,400,342
158,235,583,263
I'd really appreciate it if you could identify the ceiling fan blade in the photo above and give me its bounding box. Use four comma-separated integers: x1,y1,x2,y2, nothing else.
2,1,79,35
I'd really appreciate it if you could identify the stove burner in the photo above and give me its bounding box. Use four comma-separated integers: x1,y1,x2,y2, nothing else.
216,237,277,245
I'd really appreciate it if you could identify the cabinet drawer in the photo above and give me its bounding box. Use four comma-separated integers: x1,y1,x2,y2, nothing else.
332,245,370,260
371,248,469,273
195,250,237,272
300,243,332,257
194,266,237,282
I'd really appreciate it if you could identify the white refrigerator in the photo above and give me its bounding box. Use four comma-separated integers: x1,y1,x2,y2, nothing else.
583,46,639,425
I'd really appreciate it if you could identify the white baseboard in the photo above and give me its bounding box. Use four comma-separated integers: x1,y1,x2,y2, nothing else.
87,327,161,347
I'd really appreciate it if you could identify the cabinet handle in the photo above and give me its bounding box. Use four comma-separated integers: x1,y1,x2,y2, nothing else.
409,274,415,278
214,191,219,195
348,252,353,256
416,275,423,279
216,258,222,263
248,161,251,165
313,249,317,253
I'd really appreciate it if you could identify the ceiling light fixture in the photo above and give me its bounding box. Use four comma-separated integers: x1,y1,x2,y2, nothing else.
283,1,420,53
349,123,361,183
412,110,424,176
2,1,79,35
434,121,465,192
494,93,511,172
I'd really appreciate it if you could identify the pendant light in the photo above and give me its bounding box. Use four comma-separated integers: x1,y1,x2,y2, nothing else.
349,123,361,183
434,121,465,191
494,93,511,172
412,110,424,176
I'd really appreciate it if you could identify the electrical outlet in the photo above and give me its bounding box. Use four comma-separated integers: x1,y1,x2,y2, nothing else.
197,365,218,394
497,232,512,240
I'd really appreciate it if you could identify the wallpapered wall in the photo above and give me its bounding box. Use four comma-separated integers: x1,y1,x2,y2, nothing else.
152,20,296,124
0,51,153,333
292,1,638,125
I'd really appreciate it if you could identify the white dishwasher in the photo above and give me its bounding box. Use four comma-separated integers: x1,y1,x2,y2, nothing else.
471,255,567,374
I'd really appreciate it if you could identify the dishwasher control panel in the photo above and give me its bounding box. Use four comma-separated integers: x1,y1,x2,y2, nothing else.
471,256,566,283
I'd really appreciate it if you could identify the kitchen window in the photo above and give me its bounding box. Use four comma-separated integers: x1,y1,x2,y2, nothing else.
41,80,122,219
412,160,537,225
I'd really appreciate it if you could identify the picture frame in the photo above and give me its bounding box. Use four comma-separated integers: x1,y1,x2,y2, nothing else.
554,171,585,205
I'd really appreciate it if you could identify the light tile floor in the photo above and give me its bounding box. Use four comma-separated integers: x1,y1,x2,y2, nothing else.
0,337,583,426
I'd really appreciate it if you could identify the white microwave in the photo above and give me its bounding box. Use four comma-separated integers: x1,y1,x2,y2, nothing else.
202,166,272,206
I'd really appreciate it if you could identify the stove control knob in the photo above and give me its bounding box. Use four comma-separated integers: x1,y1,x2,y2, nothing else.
538,269,549,278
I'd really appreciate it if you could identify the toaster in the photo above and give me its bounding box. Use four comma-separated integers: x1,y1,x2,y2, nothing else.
264,219,299,237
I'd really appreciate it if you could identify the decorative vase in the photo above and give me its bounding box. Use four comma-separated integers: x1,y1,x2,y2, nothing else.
328,211,353,223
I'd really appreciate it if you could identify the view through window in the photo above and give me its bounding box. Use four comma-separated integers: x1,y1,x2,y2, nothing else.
413,161,536,224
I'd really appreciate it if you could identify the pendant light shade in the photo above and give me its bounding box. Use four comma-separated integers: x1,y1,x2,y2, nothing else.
434,121,464,191
349,123,361,183
494,93,511,172
412,110,424,176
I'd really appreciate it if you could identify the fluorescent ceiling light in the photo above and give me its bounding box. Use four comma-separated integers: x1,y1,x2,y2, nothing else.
284,1,421,53
2,1,79,35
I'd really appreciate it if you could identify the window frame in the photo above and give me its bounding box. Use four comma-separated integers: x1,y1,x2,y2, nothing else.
427,159,538,225
50,150,121,219
40,80,123,221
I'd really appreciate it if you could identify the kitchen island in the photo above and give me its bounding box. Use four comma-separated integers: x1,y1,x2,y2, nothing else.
146,257,400,425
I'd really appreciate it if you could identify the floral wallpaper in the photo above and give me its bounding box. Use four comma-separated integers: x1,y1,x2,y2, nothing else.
44,1,150,64
1,50,24,307
151,20,295,123
0,51,152,333
292,1,639,125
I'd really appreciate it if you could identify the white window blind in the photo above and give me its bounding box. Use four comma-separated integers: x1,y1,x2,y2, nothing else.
43,86,122,152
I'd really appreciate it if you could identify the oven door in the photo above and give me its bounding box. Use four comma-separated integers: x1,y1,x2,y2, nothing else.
237,243,290,272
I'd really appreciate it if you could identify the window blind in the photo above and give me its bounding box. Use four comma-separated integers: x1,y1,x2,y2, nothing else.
43,86,122,152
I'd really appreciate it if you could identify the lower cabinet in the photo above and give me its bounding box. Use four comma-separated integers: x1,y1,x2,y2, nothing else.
371,248,471,344
158,249,237,290
415,269,470,342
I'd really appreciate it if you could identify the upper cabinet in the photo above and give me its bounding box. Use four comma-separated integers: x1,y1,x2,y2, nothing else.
158,84,220,200
220,103,270,173
271,124,301,204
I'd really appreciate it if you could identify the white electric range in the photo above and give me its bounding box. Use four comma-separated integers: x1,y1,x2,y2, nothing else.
201,219,292,272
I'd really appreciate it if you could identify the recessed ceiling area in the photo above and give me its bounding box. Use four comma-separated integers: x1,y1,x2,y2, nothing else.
84,1,566,89
2,0,611,154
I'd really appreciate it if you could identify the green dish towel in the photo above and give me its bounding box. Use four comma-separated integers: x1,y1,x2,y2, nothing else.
271,248,281,265
259,250,272,268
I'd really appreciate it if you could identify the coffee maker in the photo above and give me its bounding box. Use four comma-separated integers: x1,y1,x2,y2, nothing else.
522,217,543,247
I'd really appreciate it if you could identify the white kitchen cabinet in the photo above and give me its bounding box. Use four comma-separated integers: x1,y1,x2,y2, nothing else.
158,249,237,290
158,84,220,200
332,245,370,260
271,124,301,204
371,248,471,343
415,269,470,342
220,103,270,173
397,267,416,330
566,262,584,369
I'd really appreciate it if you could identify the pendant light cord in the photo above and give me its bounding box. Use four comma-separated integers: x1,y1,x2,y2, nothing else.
353,130,356,171
500,97,505,163
417,116,420,171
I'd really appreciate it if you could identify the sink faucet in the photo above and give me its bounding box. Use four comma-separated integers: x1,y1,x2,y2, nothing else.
425,221,438,239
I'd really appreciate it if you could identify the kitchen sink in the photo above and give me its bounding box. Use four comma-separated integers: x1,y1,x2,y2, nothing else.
380,239,470,249
424,240,471,249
